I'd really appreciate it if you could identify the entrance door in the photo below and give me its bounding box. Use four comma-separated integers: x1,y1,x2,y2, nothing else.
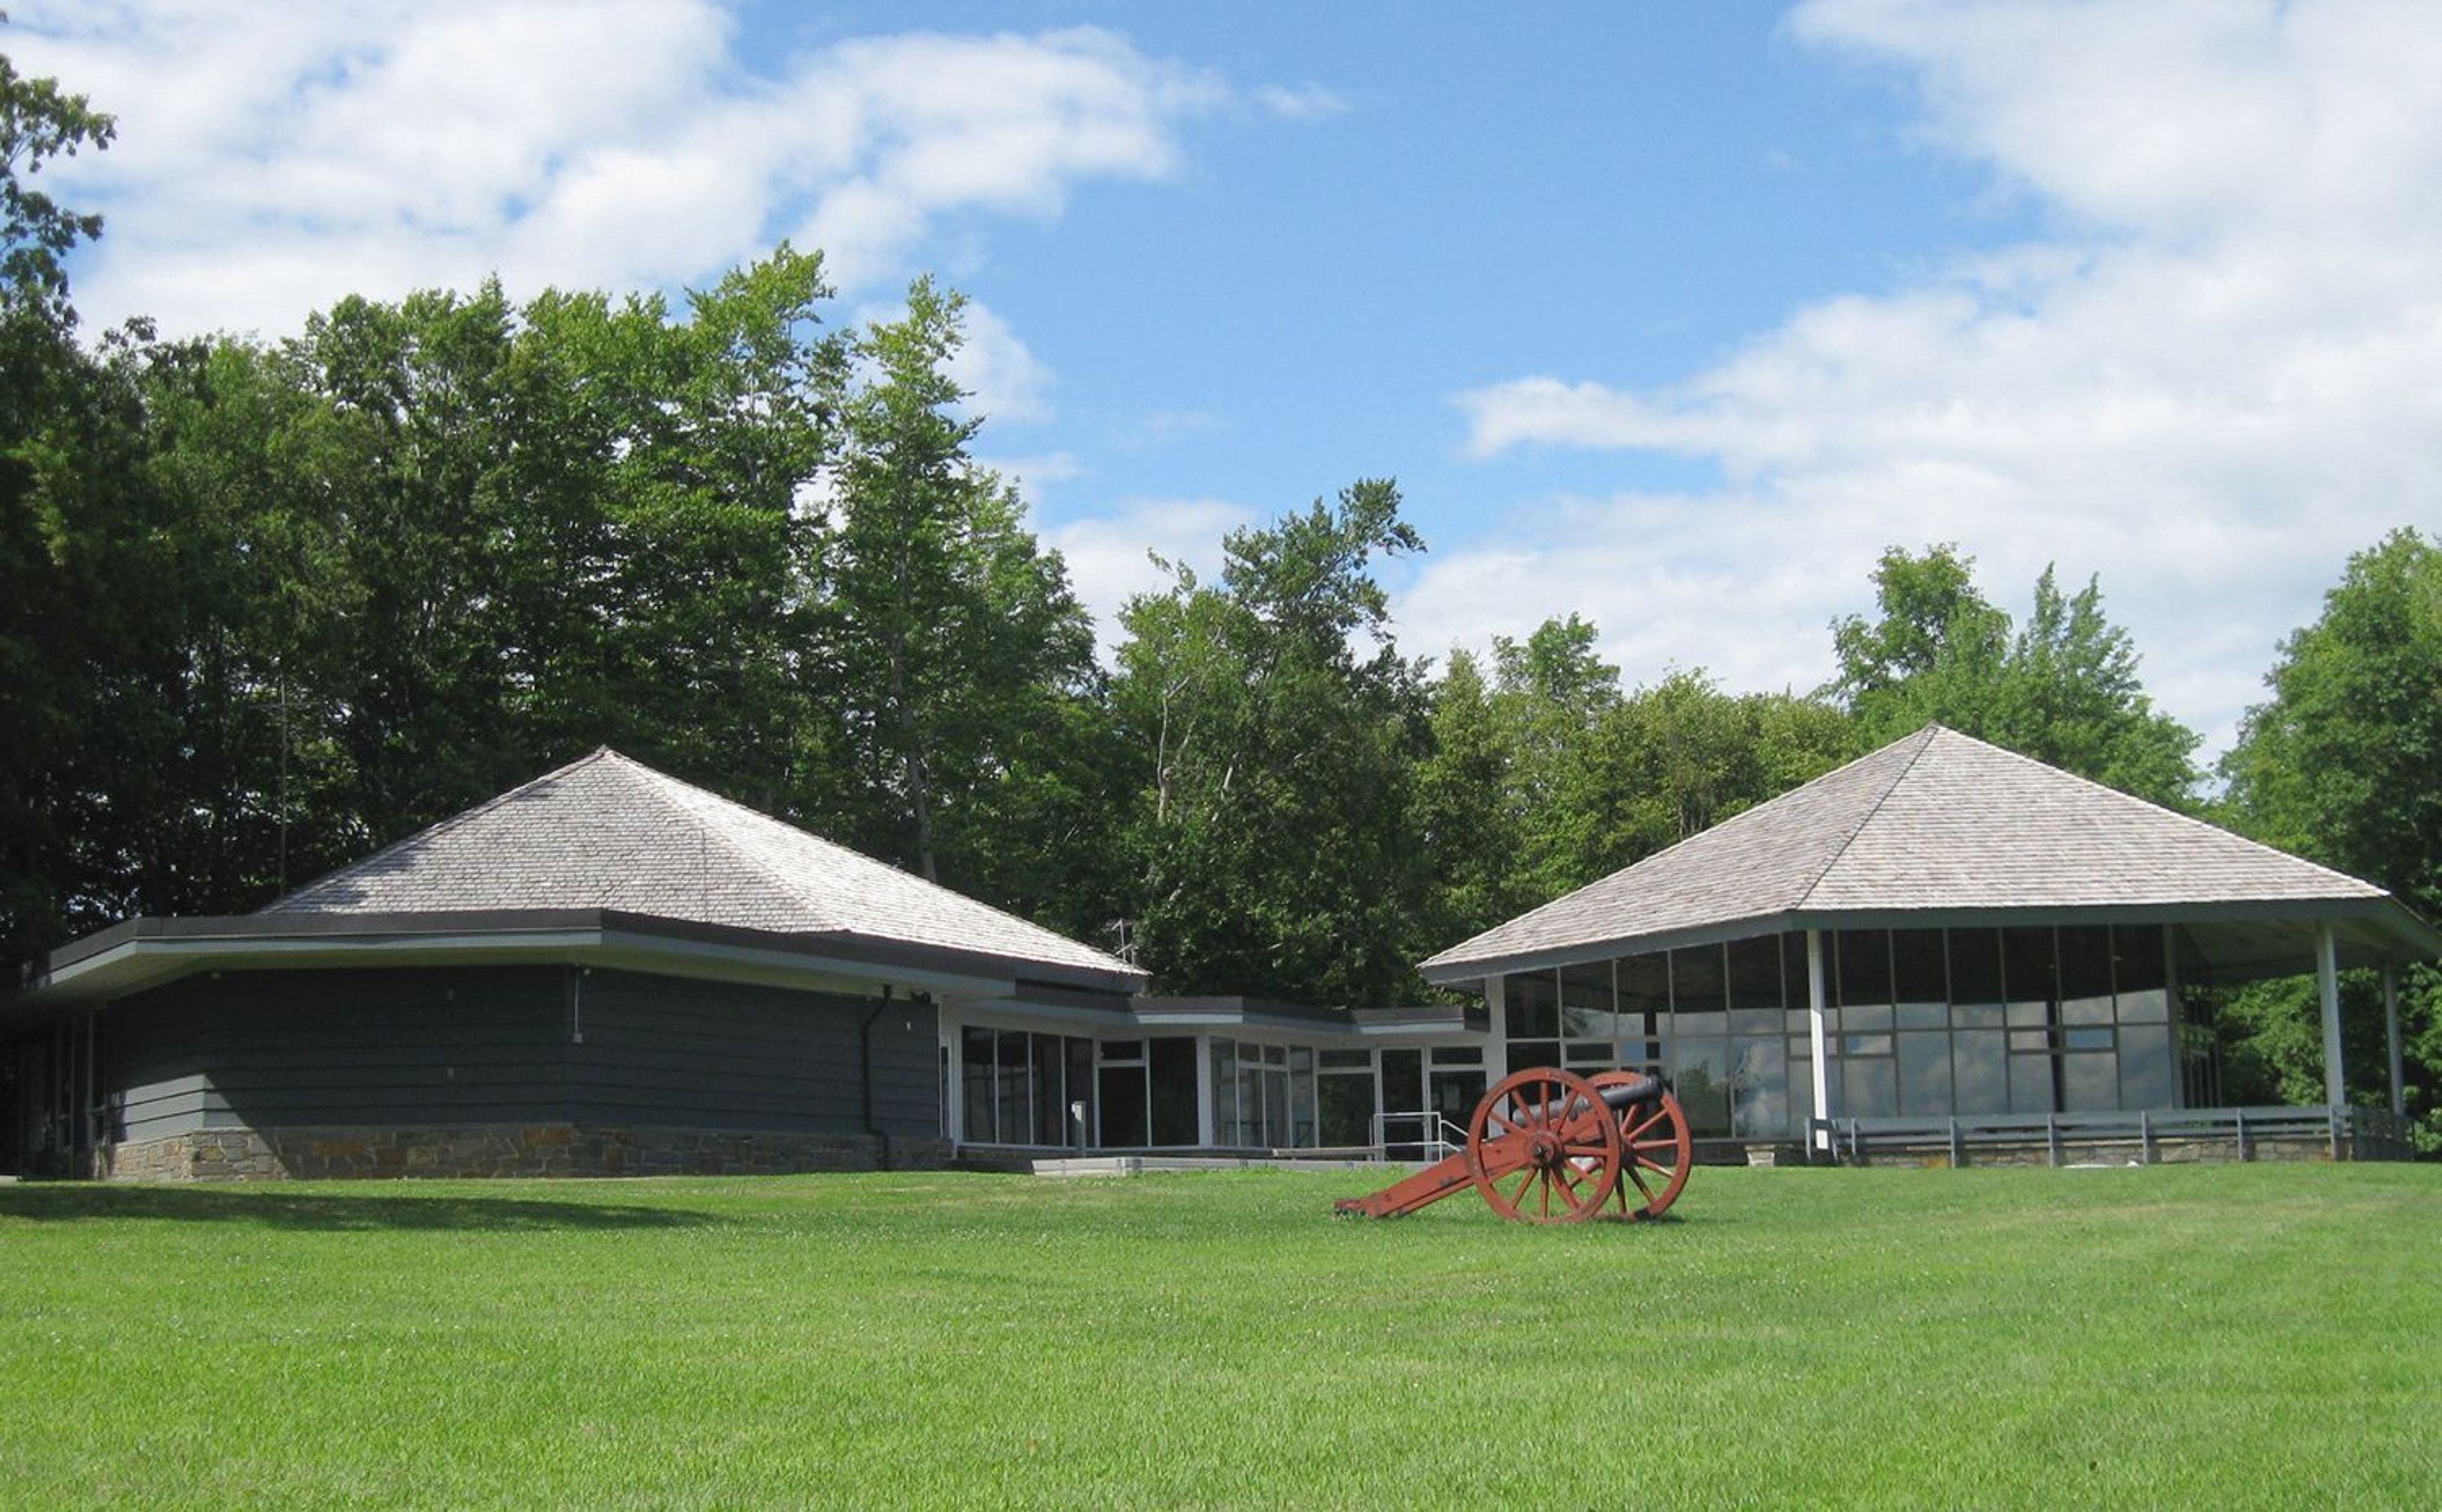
1429,1066,1486,1139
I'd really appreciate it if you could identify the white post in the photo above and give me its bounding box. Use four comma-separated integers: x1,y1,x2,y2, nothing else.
1194,1034,1217,1149
2316,923,2345,1108
1807,930,1832,1150
2383,963,2405,1118
1484,973,1510,1083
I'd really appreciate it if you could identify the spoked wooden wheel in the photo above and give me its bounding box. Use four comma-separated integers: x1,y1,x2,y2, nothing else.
1591,1072,1694,1220
1466,1068,1622,1224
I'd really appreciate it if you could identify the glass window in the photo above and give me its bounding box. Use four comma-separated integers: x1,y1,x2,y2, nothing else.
996,1029,1030,1146
2003,927,2056,1009
1781,931,1811,1004
1560,961,1613,1041
1672,1038,1732,1137
1564,1041,1613,1068
2062,1050,2118,1111
2114,924,2168,996
1892,928,1947,1005
1897,1033,1952,1116
961,1026,993,1143
1672,945,1727,1018
1429,1045,1484,1066
1031,1033,1065,1146
1618,952,1671,1028
1320,1049,1372,1070
1954,1003,2004,1030
1289,1048,1316,1148
1211,1038,1241,1145
1508,1040,1561,1071
1953,1031,2006,1113
1148,1038,1198,1146
1844,1033,1893,1058
2117,988,2170,1026
2118,1024,2176,1110
2008,1048,2056,1114
2064,1027,2114,1053
1837,930,1892,1009
2058,926,2113,1026
1732,1037,1788,1139
1896,1001,1949,1031
1101,1040,1143,1062
1318,1071,1374,1147
1100,1063,1149,1146
1842,1003,1894,1034
1843,1057,1897,1118
1950,928,2004,1006
1381,1049,1423,1116
1065,1038,1093,1149
1727,935,1783,1012
1508,969,1559,1038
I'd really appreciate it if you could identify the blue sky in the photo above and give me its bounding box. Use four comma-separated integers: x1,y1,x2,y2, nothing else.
17,2,2442,760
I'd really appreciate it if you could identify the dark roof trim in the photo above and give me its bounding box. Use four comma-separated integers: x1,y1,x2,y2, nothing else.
11,906,1144,1013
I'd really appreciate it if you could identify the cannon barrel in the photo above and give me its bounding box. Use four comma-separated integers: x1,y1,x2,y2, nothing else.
1597,1073,1664,1110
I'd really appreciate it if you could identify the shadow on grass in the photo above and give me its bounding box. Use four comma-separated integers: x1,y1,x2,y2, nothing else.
0,1183,724,1232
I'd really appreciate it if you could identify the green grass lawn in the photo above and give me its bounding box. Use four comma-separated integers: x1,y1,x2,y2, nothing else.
3,1163,2437,1511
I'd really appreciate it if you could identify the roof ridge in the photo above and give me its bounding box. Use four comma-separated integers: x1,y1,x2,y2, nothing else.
1790,724,1942,911
263,747,620,911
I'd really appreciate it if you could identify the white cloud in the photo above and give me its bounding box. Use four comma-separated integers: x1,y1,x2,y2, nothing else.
8,3,1238,339
1042,497,1255,659
1441,0,2442,759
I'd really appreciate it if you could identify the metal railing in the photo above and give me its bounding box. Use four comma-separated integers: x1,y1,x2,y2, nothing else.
1805,1104,2420,1165
1368,1110,1466,1164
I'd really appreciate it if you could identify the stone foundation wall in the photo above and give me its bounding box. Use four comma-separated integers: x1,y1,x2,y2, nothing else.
102,1124,955,1182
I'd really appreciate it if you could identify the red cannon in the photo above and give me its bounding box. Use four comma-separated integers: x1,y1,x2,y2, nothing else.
1334,1068,1694,1225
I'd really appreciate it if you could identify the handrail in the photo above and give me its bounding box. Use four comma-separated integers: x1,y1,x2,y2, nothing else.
1368,1110,1461,1164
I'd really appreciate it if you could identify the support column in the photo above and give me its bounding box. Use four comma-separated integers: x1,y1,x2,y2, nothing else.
1807,930,1832,1151
2383,964,2405,1119
2316,923,2345,1108
1194,1034,1216,1149
1484,974,1510,1083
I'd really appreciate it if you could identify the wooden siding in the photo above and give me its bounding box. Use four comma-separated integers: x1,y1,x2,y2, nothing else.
103,965,941,1141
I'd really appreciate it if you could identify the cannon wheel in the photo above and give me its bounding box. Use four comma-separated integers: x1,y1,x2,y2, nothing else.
1466,1068,1622,1224
1590,1072,1694,1220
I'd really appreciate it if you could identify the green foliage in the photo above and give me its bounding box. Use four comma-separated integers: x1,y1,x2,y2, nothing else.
806,277,1110,931
3,1167,2438,1509
1114,481,1433,1004
2218,530,2442,1137
0,41,111,318
1831,544,2202,807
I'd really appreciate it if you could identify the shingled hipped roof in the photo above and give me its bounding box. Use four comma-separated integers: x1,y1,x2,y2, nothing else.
263,748,1137,984
1422,725,2438,982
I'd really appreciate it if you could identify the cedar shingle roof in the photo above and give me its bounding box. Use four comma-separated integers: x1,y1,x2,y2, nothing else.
1422,725,2415,979
263,749,1137,983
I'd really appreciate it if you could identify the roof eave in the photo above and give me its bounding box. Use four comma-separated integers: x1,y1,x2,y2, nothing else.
1420,894,2442,986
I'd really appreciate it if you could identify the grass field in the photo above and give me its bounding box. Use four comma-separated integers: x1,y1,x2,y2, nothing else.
3,1162,2437,1510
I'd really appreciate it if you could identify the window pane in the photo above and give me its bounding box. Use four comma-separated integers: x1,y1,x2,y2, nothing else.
1896,1001,1949,1031
1732,1037,1789,1139
1101,1040,1143,1062
1672,945,1727,1017
1508,1040,1561,1071
1892,928,1947,1005
2008,1048,2056,1114
961,1026,994,1143
1065,1038,1094,1150
2114,924,2168,996
1381,1049,1423,1114
1508,969,1560,1038
1211,1038,1241,1145
2059,925,2113,1026
1565,1041,1613,1068
2118,988,2170,1025
1843,1056,1897,1118
1320,1049,1372,1070
1671,1038,1732,1137
1726,935,1783,1012
1953,1031,2006,1113
1837,930,1892,1008
2003,927,2056,1008
1032,1033,1065,1146
1148,1038,1199,1146
2062,1049,2118,1111
1844,1033,1893,1058
997,1029,1030,1146
2119,1024,2176,1110
1099,1064,1149,1146
1897,1032,1953,1116
1618,952,1671,1027
1842,1003,1894,1034
2064,1027,2114,1052
1318,1073,1374,1147
1954,1003,2004,1030
1429,1045,1484,1065
1950,928,2004,1005
1560,960,1614,1041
